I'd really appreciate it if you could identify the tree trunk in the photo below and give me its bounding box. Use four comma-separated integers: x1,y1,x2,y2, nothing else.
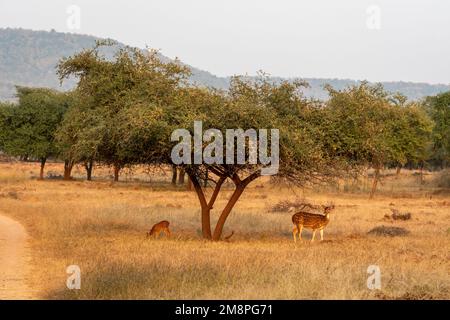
178,168,185,185
84,160,93,181
171,165,177,185
190,175,212,239
187,177,193,191
189,170,260,241
396,165,402,177
200,206,212,239
212,185,245,241
419,162,424,185
113,164,121,182
64,160,74,181
39,158,46,180
211,172,260,241
189,174,227,240
369,166,380,199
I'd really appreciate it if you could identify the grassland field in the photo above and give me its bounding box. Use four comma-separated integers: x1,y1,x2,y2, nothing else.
0,161,449,299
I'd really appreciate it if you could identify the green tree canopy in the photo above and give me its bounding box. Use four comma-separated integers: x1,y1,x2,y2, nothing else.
423,91,450,166
55,91,104,180
0,101,15,152
1,87,69,178
162,76,354,240
324,82,433,197
57,41,191,180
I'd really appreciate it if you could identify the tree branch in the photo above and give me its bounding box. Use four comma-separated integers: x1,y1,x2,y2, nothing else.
188,171,207,208
208,165,225,177
207,176,226,210
242,169,261,187
231,173,241,185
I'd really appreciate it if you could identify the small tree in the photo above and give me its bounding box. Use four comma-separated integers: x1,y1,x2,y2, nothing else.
55,93,104,180
324,82,432,198
0,102,15,154
1,87,69,179
389,103,433,180
423,91,450,168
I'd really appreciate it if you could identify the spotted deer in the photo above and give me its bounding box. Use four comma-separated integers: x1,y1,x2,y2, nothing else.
291,204,335,242
147,220,171,238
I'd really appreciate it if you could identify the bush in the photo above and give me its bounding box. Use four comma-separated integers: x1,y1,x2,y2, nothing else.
269,198,321,213
368,225,410,237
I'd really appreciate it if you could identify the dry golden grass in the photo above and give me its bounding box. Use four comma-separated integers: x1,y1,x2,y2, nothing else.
0,162,449,299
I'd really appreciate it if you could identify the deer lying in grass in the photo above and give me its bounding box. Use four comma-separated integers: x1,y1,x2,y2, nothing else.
147,220,171,238
291,204,335,243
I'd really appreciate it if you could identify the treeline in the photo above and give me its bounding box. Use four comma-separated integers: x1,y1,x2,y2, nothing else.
1,42,449,239
0,42,449,191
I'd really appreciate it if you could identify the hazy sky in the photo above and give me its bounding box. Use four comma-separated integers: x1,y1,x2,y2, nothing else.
1,0,449,84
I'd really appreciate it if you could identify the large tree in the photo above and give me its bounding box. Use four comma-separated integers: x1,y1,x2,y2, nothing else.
165,77,350,240
57,41,190,181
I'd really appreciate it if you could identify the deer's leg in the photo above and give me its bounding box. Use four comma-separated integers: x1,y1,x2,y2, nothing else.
320,229,324,241
166,228,171,237
298,225,303,241
292,225,298,243
311,229,316,243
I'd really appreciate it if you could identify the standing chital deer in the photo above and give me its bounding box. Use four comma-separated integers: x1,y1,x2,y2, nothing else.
291,204,335,243
147,220,171,238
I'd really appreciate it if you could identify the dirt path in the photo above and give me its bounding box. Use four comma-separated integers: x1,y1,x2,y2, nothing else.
0,213,36,299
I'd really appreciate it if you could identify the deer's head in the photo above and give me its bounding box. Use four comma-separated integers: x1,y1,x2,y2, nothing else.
322,204,335,216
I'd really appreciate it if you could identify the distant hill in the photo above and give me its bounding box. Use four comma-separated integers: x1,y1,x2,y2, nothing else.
0,28,227,100
1,28,449,101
